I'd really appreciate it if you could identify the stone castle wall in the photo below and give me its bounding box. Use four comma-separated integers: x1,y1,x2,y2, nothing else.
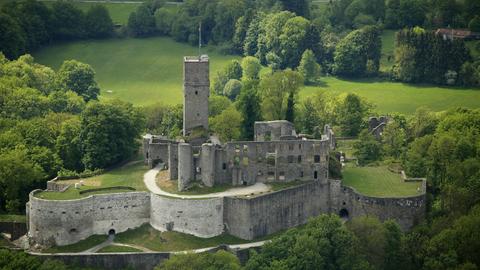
224,181,331,240
329,180,426,230
29,179,426,246
28,191,150,246
150,194,224,238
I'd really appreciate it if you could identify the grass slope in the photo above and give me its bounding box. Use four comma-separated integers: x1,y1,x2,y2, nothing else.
300,77,480,114
33,37,479,114
35,161,148,200
114,224,249,252
97,244,142,253
342,166,422,197
33,37,238,106
44,235,107,253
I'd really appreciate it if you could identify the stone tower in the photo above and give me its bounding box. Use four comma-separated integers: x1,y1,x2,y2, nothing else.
183,55,209,136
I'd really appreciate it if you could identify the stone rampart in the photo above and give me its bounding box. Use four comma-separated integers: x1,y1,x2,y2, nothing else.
330,180,426,230
150,194,224,238
28,191,150,247
224,181,331,240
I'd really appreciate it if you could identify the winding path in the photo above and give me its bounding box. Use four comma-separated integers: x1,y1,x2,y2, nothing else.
143,164,271,199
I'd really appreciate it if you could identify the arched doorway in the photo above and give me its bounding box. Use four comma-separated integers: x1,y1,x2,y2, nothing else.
108,229,115,236
339,208,349,219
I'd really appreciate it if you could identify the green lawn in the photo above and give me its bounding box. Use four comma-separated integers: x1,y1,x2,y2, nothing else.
44,234,107,253
33,37,238,106
342,166,422,197
0,214,26,222
114,224,249,252
35,161,148,200
97,244,142,253
300,77,480,114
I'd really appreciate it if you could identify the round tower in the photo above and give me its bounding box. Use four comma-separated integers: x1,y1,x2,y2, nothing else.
201,143,215,187
178,143,193,191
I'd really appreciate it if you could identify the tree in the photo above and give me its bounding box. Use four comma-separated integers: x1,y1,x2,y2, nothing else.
210,105,242,141
57,60,100,101
51,1,85,40
0,13,26,59
223,79,242,100
209,95,232,117
354,129,382,165
382,120,407,158
128,4,156,37
468,16,480,32
80,100,145,169
156,250,241,270
298,49,320,84
259,69,303,121
236,81,262,140
224,60,243,80
279,0,310,17
333,26,381,77
0,147,44,212
279,16,312,68
245,214,371,270
348,217,387,269
56,117,83,171
241,56,261,80
85,5,113,38
337,93,370,136
154,7,174,35
383,220,405,270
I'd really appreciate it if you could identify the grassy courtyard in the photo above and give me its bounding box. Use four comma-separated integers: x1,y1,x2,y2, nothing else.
35,161,149,200
32,36,480,114
342,166,422,198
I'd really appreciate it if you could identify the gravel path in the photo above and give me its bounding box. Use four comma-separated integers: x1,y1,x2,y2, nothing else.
143,164,271,198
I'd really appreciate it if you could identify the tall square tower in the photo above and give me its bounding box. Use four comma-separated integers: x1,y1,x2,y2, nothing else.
183,55,210,136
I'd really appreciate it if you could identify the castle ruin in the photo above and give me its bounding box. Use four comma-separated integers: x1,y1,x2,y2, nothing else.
27,56,426,248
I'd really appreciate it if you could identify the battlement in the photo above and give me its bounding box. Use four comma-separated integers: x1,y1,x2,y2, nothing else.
184,55,209,62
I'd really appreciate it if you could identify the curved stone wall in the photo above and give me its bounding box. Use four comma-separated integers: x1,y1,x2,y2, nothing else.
28,179,426,247
28,191,150,246
149,194,224,238
330,180,426,230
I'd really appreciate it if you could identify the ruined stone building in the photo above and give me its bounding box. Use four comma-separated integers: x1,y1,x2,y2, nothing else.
143,55,333,191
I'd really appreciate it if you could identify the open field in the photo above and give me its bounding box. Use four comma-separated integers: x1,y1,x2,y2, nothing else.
35,161,148,200
301,77,480,114
342,166,422,197
33,37,480,114
33,37,238,106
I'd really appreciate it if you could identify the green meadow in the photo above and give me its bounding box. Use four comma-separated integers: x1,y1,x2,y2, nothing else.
34,37,239,106
33,36,480,114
